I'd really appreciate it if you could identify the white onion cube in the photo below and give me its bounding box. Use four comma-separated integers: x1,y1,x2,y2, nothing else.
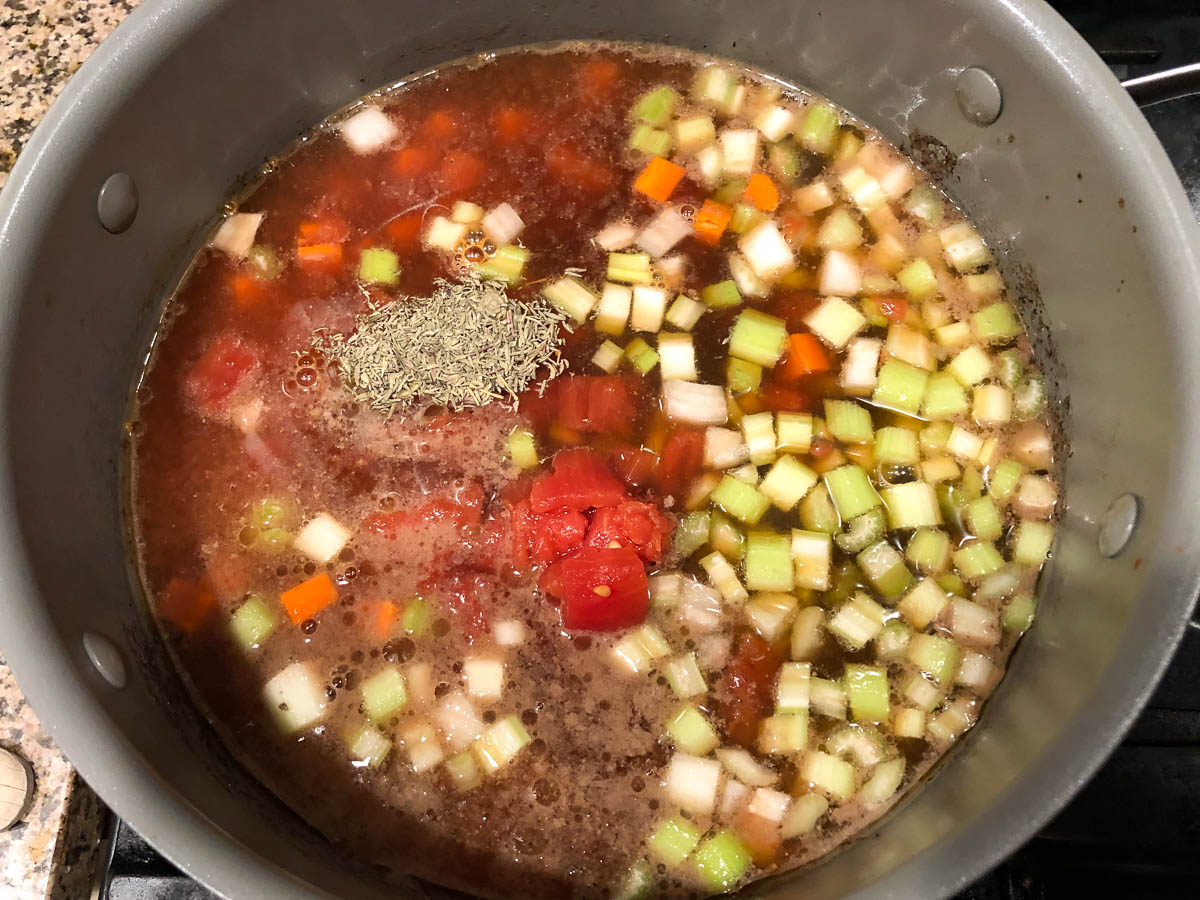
631,285,669,332
463,657,505,700
663,380,727,426
481,203,524,246
263,662,326,733
637,209,691,258
720,128,760,176
664,752,722,815
818,249,862,297
739,221,796,281
293,513,351,564
211,212,263,260
425,216,468,252
494,619,526,647
402,722,445,773
339,106,399,154
434,691,485,751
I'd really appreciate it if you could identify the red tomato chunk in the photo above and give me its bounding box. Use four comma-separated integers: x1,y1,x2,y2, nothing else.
184,336,258,411
584,501,673,565
557,546,649,631
529,448,627,513
717,633,782,749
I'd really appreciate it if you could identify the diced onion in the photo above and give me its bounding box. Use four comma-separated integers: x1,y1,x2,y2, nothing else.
425,216,468,252
663,381,727,425
293,513,352,564
594,221,638,251
211,212,264,259
434,691,485,752
818,249,862,297
637,209,692,258
339,106,398,154
704,426,750,469
747,787,792,823
840,338,882,394
493,619,526,647
463,656,505,699
739,221,796,281
719,128,759,176
480,203,524,246
263,662,326,733
659,333,698,381
715,747,778,787
665,752,723,815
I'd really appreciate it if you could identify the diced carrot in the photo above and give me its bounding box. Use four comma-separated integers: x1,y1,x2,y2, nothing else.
760,383,813,413
392,144,437,178
384,212,423,249
692,199,732,245
579,59,620,101
420,110,458,141
280,572,338,624
878,296,909,324
745,173,780,212
546,145,615,194
781,332,833,379
297,217,350,244
634,156,685,203
159,577,216,632
441,151,485,195
296,242,343,269
780,211,811,246
372,599,398,639
231,273,268,310
493,106,533,145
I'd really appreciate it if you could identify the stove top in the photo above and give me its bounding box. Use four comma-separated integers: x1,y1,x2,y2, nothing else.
97,6,1200,899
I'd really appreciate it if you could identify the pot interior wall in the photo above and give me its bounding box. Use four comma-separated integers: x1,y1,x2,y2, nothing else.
1,1,1197,898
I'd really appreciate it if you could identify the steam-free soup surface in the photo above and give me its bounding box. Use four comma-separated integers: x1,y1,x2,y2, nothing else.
130,44,1059,899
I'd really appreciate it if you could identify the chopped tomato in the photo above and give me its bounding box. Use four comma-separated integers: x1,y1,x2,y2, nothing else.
538,558,566,599
392,144,437,178
656,428,704,501
717,632,783,749
578,59,620,102
759,382,813,413
420,109,458,141
878,296,909,324
608,445,658,490
557,376,591,431
158,577,216,632
384,212,423,250
434,570,492,642
554,375,634,436
518,380,561,432
362,482,484,537
546,144,615,194
529,448,626,513
556,546,648,631
732,809,782,867
511,499,588,566
493,106,534,145
441,151,485,195
780,212,812,246
184,335,258,410
583,501,674,564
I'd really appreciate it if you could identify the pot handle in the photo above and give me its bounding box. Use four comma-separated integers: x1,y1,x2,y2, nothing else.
1121,63,1200,108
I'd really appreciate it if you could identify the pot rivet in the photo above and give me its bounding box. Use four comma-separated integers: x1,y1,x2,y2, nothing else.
82,631,127,689
1097,493,1140,559
955,67,1003,126
97,172,138,234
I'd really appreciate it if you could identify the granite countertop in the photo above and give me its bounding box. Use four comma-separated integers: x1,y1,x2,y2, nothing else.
0,4,140,896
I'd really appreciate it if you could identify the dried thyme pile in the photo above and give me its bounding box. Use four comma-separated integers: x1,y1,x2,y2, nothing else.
316,279,567,414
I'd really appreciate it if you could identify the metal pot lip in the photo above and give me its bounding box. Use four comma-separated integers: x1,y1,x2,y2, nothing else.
0,1,1198,899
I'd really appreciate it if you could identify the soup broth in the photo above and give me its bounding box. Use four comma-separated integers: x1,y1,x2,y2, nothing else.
129,44,1060,899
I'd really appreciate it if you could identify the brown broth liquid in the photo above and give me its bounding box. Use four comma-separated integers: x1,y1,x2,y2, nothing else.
130,44,1055,899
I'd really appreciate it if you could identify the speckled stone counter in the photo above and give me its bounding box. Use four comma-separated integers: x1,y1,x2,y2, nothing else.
0,4,140,896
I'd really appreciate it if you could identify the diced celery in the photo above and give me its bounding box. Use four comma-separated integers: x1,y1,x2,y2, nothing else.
834,508,886,555
801,750,856,799
1013,520,1054,568
906,527,951,573
709,510,745,561
713,179,749,206
965,496,1003,540
742,411,778,465
954,540,1005,580
608,252,654,285
667,705,720,755
947,345,992,386
474,714,531,772
1003,594,1036,633
693,67,744,114
799,103,840,154
361,667,408,720
800,483,840,534
824,465,882,521
902,672,943,711
880,482,942,530
612,625,673,673
897,577,949,628
844,664,889,723
252,498,290,530
973,383,1012,425
769,141,801,181
745,531,794,591
892,707,927,739
859,756,906,805
759,455,818,512
872,359,930,416
875,426,919,465
647,816,702,866
805,296,867,349
348,725,392,769
444,751,482,791
694,831,753,894
828,593,885,649
359,247,400,284
665,653,708,699
759,712,808,754
675,511,711,557
475,245,528,283
876,619,913,660
905,185,943,224
825,399,874,444
906,633,961,683
921,371,970,420
988,459,1024,501
595,282,633,334
700,550,748,603
973,302,1021,342
507,428,538,469
729,202,765,235
674,114,717,153
542,276,597,322
856,541,913,599
729,309,788,367
592,339,624,374
746,592,798,642
625,337,659,374
919,421,952,456
726,357,763,393
403,596,430,637
230,594,278,650
665,294,705,331
791,529,832,591
809,676,847,719
937,572,966,595
776,661,812,713
994,349,1024,389
776,412,814,454
650,573,684,609
632,85,680,126
711,475,770,525
700,279,742,308
1013,374,1046,419
896,258,938,300
630,124,672,156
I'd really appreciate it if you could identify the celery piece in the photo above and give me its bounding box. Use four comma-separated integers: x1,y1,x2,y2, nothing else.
947,345,992,386
824,399,874,444
776,661,812,712
252,498,290,530
801,749,856,798
905,185,943,224
835,508,887,555
667,705,720,756
474,714,531,772
542,276,597,322
799,103,840,154
647,816,702,867
872,359,930,416
973,302,1021,342
919,421,953,456
963,466,986,501
804,296,866,348
665,653,707,699
860,756,905,805
230,594,278,650
954,540,1005,580
965,496,1003,541
624,337,659,374
896,258,938,299
612,625,673,673
1013,374,1046,419
361,667,408,720
824,465,882,521
700,279,742,310
359,247,400,285
988,459,1024,501
921,371,970,420
632,85,680,127
742,411,778,465
828,592,885,648
607,251,654,285
769,141,801,181
709,510,746,561
630,123,672,156
475,244,529,283
876,619,913,660
444,751,482,791
897,577,949,629
592,339,624,374
1003,594,1036,633
729,202,766,235
759,712,808,754
937,571,966,596
875,426,919,465
675,511,711,557
800,483,840,534
507,428,538,469
403,596,430,637
700,550,748,603
817,207,864,250
792,529,833,591
711,475,770,525
760,455,818,511
907,633,961,683
747,592,798,642
258,527,291,552
1013,520,1054,567
776,412,814,454
713,178,750,205
906,527,951,573
856,540,913,599
694,831,753,894
674,114,716,152
995,349,1024,389
349,725,393,770
880,481,941,530
844,664,890,723
665,294,705,331
613,859,654,900
726,357,763,394
729,309,788,367
745,531,794,592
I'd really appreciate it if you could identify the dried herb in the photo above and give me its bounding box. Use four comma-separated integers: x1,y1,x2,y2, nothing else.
315,278,567,415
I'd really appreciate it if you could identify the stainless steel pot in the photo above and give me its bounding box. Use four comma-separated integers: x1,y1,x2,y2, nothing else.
1,1,1198,898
